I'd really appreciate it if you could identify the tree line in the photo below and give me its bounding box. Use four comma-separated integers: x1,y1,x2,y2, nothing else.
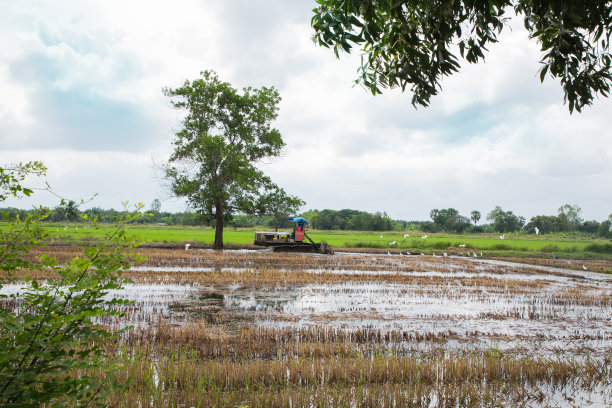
0,205,401,232
422,205,612,238
2,202,610,238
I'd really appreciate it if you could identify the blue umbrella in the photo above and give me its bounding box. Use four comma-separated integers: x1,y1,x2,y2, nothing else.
289,217,309,225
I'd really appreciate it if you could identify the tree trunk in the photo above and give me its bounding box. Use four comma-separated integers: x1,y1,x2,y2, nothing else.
214,203,224,250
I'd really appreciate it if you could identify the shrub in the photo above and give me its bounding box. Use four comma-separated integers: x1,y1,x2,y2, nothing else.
0,162,143,407
540,244,560,253
432,241,452,249
489,243,513,250
584,243,612,254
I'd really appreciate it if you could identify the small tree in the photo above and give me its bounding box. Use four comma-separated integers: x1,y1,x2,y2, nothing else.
430,208,459,228
557,204,583,232
470,210,481,226
598,220,612,238
0,162,142,407
163,70,289,249
256,185,304,232
150,198,162,213
487,206,525,233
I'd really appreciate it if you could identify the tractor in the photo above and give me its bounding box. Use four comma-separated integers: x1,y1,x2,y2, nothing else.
254,217,333,254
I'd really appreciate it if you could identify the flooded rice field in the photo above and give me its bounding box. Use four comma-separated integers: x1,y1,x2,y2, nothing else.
7,246,612,407
115,250,612,351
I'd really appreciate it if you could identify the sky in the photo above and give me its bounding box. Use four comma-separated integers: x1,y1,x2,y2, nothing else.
1,0,611,222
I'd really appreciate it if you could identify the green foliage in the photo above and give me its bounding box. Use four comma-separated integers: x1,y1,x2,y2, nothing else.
255,185,304,232
0,162,46,202
489,243,513,250
431,241,452,250
429,208,471,233
557,204,583,231
598,220,612,238
487,206,525,233
304,209,394,231
312,0,612,112
149,199,161,214
470,210,481,226
163,70,290,249
580,220,601,234
584,243,612,253
539,244,560,253
525,215,563,234
0,163,143,407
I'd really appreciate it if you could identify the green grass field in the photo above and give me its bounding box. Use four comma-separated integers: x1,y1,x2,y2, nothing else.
5,222,610,259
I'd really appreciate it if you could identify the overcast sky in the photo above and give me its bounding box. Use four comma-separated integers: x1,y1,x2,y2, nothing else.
1,1,611,222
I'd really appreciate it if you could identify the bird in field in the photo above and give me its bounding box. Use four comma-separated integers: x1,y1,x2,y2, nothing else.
473,252,477,258
421,235,428,239
379,235,383,239
500,235,505,240
458,244,466,248
403,234,410,238
582,265,588,270
389,241,397,245
443,253,447,257
185,244,191,250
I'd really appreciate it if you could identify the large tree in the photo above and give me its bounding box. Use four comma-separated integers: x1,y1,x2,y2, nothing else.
312,0,612,112
163,70,291,249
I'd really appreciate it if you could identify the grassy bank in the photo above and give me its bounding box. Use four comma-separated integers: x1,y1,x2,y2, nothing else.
2,222,611,260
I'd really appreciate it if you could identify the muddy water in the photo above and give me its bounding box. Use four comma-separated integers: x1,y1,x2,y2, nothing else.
115,254,612,354
5,253,611,354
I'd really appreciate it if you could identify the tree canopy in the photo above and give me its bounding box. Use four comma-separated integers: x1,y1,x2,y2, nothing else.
163,70,300,249
312,0,612,112
487,205,525,233
256,185,305,231
428,208,472,233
